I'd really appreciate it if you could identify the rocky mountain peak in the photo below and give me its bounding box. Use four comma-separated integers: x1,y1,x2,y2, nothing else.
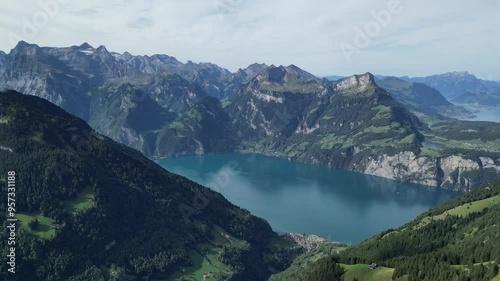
258,65,319,83
10,41,41,56
335,72,376,91
243,65,325,95
265,65,287,84
79,42,93,49
445,71,478,82
96,45,110,54
450,71,471,76
121,51,133,59
13,40,33,49
94,45,116,63
284,65,319,81
244,63,269,77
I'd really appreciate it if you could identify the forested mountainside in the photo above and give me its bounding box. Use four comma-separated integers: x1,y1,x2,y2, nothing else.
0,91,302,281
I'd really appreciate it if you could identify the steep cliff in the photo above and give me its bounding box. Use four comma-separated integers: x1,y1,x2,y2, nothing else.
359,151,500,191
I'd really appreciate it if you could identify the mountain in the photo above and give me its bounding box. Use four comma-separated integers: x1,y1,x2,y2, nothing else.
88,84,177,150
272,181,500,281
0,41,91,119
402,71,500,101
242,63,270,78
114,51,234,99
0,91,301,281
134,73,208,113
44,43,137,84
45,42,234,99
226,68,422,151
220,63,270,99
377,76,468,117
0,42,233,111
0,42,215,150
224,67,500,191
154,96,236,157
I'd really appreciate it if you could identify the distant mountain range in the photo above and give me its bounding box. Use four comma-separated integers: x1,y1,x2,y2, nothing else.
329,72,500,108
376,77,467,118
398,72,500,108
400,71,500,101
2,42,500,191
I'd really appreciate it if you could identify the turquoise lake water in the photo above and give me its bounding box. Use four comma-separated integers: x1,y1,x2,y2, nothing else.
466,108,500,122
157,153,461,244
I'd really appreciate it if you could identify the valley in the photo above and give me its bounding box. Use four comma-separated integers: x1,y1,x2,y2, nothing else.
1,40,500,281
157,153,460,244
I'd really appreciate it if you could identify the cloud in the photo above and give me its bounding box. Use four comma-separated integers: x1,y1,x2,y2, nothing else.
127,17,154,29
71,8,99,16
0,0,498,79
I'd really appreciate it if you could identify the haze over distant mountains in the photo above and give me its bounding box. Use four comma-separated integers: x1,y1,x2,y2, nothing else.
2,41,500,191
328,72,500,108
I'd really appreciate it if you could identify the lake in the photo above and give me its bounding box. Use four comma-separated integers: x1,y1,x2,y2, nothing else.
465,108,500,122
157,153,461,244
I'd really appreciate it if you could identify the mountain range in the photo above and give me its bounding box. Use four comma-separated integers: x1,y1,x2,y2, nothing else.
399,71,500,107
334,72,500,109
2,42,500,191
376,76,467,118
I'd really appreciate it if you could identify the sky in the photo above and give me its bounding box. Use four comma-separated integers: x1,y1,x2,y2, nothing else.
0,0,498,79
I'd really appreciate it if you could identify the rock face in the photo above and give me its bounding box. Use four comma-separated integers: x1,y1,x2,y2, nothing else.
360,152,500,191
335,73,376,92
0,41,91,119
153,96,235,158
362,151,438,186
89,84,177,150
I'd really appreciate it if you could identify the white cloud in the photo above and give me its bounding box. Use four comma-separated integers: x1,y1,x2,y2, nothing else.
0,0,498,79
